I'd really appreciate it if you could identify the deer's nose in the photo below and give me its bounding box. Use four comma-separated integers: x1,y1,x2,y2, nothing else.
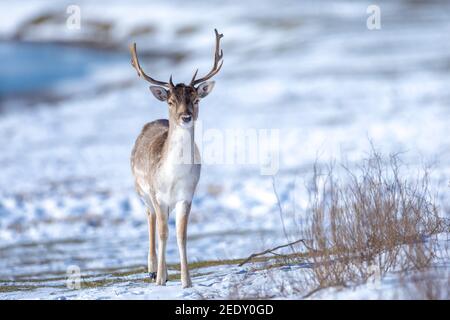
181,114,192,123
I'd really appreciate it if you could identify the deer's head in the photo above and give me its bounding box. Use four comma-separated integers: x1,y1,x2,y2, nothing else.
130,29,223,129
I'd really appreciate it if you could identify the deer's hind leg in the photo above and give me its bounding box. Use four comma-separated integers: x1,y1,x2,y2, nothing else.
146,205,157,281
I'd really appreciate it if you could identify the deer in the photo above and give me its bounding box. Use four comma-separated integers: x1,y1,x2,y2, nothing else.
129,29,223,288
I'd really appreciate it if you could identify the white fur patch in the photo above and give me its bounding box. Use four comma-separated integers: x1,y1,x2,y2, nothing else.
155,126,200,208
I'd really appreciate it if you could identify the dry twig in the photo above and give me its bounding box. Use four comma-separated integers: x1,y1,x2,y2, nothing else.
238,238,308,267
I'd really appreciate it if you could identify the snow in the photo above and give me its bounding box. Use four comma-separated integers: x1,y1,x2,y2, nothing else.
0,0,449,299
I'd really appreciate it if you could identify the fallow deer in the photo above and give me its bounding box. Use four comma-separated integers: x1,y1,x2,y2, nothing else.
130,29,223,288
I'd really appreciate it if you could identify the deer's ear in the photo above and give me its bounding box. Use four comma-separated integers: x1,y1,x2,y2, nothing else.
149,86,168,101
197,81,215,98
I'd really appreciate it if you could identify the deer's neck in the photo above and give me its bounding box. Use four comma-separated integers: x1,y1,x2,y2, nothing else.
164,121,195,166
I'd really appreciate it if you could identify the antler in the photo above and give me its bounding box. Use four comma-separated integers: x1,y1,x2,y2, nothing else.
130,43,174,87
190,29,224,86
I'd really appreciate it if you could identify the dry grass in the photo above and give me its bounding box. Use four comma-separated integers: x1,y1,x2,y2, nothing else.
300,148,445,292
222,148,448,299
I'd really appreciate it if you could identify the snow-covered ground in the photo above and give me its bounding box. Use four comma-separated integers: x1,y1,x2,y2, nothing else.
0,0,449,299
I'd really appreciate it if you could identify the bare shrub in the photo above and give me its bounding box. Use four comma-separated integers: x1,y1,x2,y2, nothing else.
301,148,445,292
196,148,447,299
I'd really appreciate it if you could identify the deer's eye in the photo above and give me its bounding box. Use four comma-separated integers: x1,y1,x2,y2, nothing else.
168,101,174,107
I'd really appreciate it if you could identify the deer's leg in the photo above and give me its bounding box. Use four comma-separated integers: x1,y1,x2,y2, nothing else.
146,207,157,281
155,202,169,286
176,201,192,288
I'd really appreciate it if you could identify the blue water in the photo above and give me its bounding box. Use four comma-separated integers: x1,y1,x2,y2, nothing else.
0,42,125,96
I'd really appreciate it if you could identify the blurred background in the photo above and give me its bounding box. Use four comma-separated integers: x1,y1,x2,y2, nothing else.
0,0,449,298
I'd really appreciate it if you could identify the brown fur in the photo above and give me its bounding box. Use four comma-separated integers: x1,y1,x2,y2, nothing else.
131,119,168,198
167,84,199,122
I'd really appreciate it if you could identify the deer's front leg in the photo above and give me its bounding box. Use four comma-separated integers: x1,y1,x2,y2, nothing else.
155,203,169,286
176,201,192,288
146,208,157,281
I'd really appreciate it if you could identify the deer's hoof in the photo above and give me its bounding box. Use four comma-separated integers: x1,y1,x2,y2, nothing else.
182,278,192,289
